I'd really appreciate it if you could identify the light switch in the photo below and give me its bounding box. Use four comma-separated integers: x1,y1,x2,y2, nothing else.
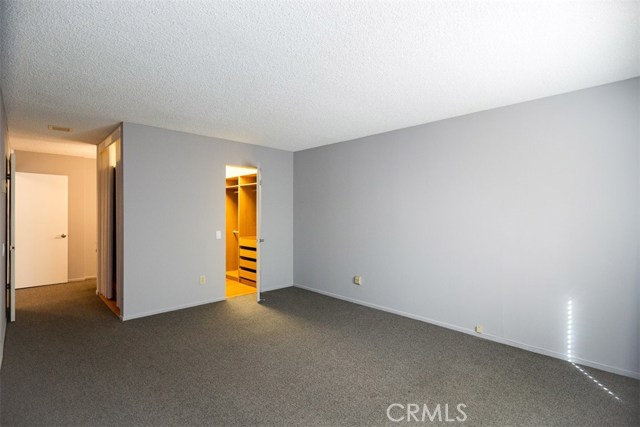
216,230,222,240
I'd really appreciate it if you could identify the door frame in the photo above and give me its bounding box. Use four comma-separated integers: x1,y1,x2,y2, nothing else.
7,152,15,321
97,126,123,317
224,164,262,301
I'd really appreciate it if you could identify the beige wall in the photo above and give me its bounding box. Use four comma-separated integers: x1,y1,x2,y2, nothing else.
15,150,97,281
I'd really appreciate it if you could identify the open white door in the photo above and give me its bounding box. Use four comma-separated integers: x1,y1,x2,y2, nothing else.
8,153,15,321
15,172,69,288
256,166,262,302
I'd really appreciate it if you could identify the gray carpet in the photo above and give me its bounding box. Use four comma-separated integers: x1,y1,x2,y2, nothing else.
1,280,638,426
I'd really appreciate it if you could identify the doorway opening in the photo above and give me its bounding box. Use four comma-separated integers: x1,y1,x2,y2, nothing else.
96,127,122,317
6,144,98,322
225,165,259,299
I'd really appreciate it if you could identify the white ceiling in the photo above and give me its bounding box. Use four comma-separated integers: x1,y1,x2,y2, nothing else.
1,1,638,152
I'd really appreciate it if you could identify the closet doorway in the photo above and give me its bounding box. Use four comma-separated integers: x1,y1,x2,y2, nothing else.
225,165,261,300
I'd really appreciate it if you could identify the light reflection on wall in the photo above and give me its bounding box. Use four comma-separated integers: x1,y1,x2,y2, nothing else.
567,298,621,401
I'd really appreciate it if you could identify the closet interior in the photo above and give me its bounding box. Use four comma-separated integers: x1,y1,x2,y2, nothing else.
225,166,258,298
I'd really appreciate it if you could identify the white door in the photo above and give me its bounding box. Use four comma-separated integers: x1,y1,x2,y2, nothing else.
256,166,262,302
15,172,69,288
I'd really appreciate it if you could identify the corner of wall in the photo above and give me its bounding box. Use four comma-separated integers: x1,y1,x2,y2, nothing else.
0,84,8,371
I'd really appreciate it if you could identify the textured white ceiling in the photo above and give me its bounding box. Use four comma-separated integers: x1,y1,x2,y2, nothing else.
1,1,638,152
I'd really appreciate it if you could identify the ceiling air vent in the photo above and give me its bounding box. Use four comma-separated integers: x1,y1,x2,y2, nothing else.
48,124,72,132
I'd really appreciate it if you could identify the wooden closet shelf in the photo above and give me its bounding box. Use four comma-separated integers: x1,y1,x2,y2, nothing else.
239,237,257,248
225,183,257,189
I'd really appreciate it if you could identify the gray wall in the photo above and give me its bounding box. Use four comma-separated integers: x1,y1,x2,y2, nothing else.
294,78,640,378
15,151,97,281
121,123,293,319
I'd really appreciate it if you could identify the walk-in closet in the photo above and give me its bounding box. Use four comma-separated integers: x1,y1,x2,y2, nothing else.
225,166,258,298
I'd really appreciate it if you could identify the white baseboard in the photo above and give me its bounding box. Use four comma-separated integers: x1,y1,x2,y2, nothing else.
121,283,294,321
261,283,293,292
293,284,640,380
68,276,97,283
122,296,226,321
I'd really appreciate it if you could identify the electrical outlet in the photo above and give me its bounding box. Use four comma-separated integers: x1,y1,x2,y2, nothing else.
353,275,362,285
475,325,484,334
199,275,206,285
